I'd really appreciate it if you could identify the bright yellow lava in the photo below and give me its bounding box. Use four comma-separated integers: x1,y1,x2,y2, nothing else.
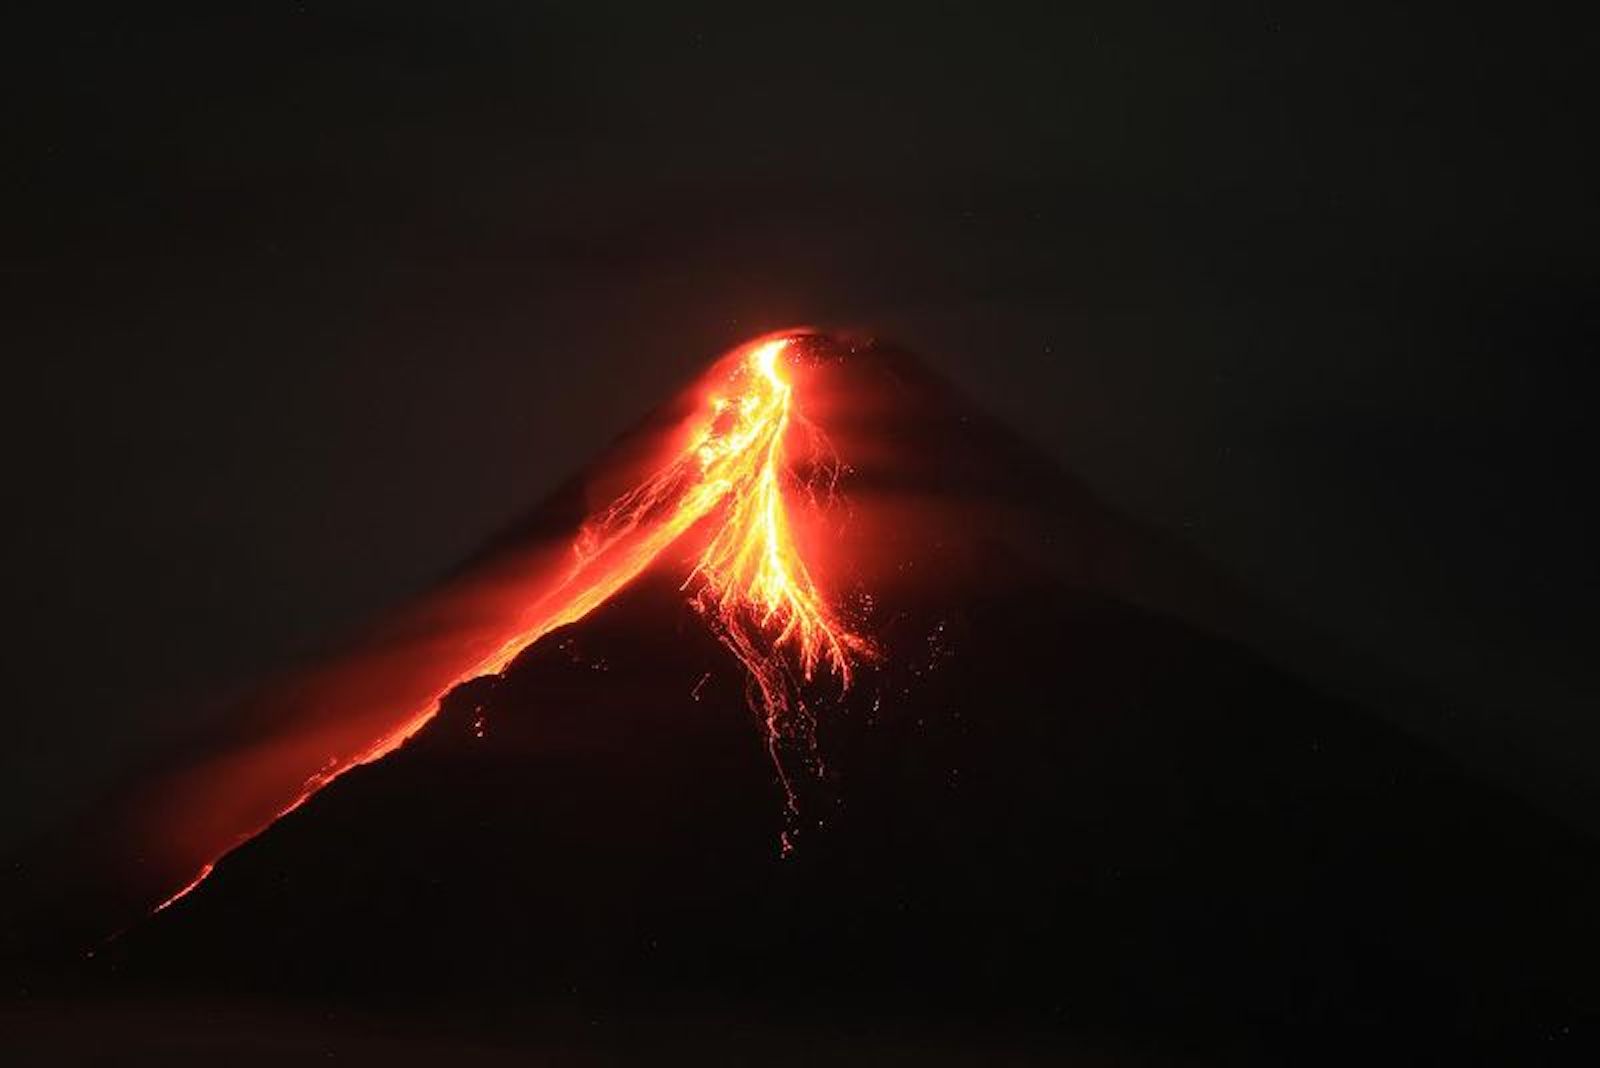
683,341,867,740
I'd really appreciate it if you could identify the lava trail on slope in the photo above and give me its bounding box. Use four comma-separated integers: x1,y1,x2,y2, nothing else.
29,334,874,927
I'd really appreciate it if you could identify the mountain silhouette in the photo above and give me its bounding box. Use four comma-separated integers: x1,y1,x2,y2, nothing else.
10,336,1598,1064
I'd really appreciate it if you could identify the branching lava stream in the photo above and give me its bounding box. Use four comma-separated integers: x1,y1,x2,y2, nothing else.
152,336,870,914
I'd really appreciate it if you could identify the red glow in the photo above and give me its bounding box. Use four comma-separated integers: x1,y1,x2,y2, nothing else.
150,863,214,915
149,335,869,913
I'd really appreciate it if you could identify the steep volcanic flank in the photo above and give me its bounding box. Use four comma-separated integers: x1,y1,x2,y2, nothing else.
12,335,1600,1063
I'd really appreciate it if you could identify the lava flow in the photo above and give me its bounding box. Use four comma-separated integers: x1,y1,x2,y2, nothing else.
152,335,870,913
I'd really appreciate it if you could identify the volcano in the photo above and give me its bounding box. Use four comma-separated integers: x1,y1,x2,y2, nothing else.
8,334,1598,1064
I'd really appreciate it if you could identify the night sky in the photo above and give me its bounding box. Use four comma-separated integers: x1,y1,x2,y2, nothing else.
5,5,1594,849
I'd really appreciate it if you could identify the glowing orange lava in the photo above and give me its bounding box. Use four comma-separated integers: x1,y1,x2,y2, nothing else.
154,336,868,913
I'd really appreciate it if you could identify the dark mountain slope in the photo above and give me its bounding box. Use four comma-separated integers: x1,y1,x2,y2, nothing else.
114,555,1600,1063
15,337,1598,1064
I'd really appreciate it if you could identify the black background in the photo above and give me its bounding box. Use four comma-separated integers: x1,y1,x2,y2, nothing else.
4,4,1594,850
